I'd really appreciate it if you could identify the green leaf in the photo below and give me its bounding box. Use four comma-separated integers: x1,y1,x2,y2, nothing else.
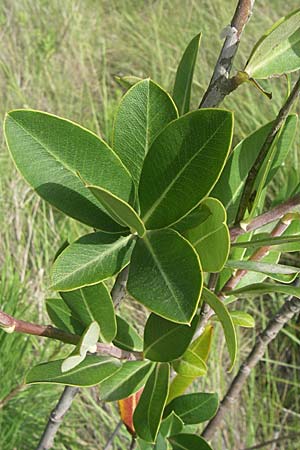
144,313,199,362
113,315,143,352
173,33,201,115
245,9,300,79
169,434,213,450
87,185,146,237
167,326,213,403
173,204,211,233
26,355,121,386
172,349,207,377
212,115,297,224
229,282,300,299
112,79,178,186
99,361,153,401
159,412,184,438
225,260,300,275
231,234,300,250
127,229,202,324
4,110,133,231
51,232,135,291
61,321,100,372
230,311,255,328
139,109,233,229
202,287,237,371
133,363,170,443
46,298,84,335
165,392,218,425
60,282,117,343
183,198,230,272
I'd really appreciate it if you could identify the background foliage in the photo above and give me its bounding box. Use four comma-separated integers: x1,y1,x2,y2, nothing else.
0,0,300,448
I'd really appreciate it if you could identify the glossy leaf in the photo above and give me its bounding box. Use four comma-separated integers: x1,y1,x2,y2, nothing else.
202,287,237,371
245,9,300,79
139,109,233,229
87,185,146,237
172,349,207,377
60,282,117,343
4,110,133,231
46,298,84,335
173,33,201,115
133,363,170,443
61,321,100,372
229,282,300,298
26,356,121,386
127,229,202,324
112,79,178,186
173,203,211,233
113,315,143,352
51,232,135,291
167,326,213,403
165,392,218,424
144,313,199,362
183,198,230,272
169,434,213,450
99,361,153,401
212,115,297,224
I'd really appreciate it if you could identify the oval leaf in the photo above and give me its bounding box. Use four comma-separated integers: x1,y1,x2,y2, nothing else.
113,315,143,352
144,313,199,362
127,229,202,324
172,349,207,377
112,79,178,186
183,197,230,272
133,363,170,443
245,9,300,79
99,361,153,402
202,287,237,371
60,282,117,343
87,185,146,237
165,392,218,424
139,109,233,229
46,298,84,335
4,110,133,231
119,388,144,436
26,356,121,386
51,232,135,291
169,434,213,450
173,33,201,115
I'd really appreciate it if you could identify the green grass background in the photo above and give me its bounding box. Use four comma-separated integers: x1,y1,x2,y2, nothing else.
0,0,300,448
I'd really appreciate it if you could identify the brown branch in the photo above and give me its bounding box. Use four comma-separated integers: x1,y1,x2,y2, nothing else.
36,386,80,450
202,292,300,440
35,266,134,449
0,310,142,361
200,0,255,108
235,75,300,224
230,193,300,241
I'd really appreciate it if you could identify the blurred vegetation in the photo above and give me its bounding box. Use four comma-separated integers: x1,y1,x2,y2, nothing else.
0,0,299,448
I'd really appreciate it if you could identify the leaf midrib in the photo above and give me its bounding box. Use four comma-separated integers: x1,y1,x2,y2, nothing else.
142,117,228,224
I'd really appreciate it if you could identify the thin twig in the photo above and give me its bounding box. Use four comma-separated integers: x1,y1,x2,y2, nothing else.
230,193,300,241
241,433,300,450
35,267,133,449
202,291,300,440
36,386,80,450
200,0,255,108
0,310,142,361
236,75,300,223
